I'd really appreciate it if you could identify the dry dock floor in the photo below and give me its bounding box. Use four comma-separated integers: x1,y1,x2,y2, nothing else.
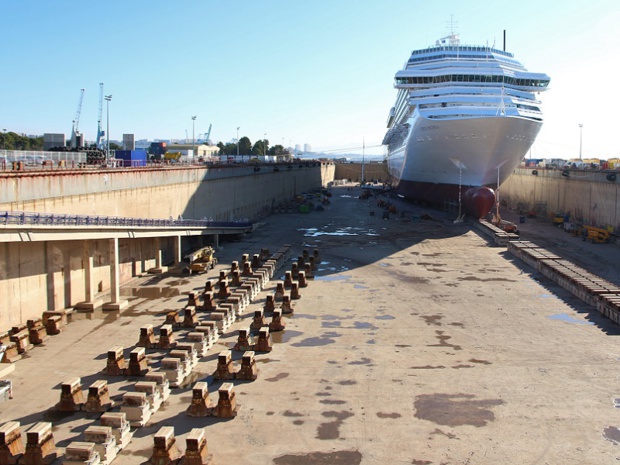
2,184,620,465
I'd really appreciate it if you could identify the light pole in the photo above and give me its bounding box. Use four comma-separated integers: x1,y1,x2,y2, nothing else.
263,133,267,157
236,127,240,159
579,123,583,161
104,95,112,160
192,116,196,159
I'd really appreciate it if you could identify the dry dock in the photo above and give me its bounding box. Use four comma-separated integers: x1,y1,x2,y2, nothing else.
2,184,620,464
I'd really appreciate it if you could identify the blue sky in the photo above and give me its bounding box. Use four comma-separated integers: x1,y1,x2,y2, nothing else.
1,0,618,159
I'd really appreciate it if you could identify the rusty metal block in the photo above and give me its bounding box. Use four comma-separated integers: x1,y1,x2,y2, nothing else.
269,309,285,332
21,422,56,465
128,347,149,377
151,426,181,465
251,309,266,331
183,306,198,328
236,351,258,381
281,295,294,314
186,382,214,417
183,428,214,465
158,325,175,350
56,378,84,412
84,380,113,413
218,280,231,299
215,383,238,418
202,291,215,311
241,261,253,277
138,324,155,349
298,271,308,288
275,283,285,301
264,294,275,313
213,350,235,380
105,346,126,376
291,282,301,300
165,310,180,327
284,271,293,289
233,327,253,352
44,316,62,336
255,327,273,353
0,421,24,465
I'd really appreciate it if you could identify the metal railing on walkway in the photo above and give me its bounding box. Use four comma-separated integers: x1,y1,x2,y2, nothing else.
0,210,253,230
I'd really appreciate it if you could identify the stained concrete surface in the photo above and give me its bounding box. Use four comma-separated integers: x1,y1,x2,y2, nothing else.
2,184,620,464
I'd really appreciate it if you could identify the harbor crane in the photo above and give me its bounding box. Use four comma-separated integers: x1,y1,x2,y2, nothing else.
70,88,85,148
96,83,105,149
198,124,212,144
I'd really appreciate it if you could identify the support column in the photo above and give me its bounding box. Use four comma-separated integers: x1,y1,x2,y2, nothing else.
75,241,102,311
174,235,182,264
148,237,168,274
213,234,219,249
103,238,128,311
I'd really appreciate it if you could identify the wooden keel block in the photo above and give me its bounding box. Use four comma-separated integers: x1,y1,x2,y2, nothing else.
120,392,151,428
63,441,99,465
145,372,171,403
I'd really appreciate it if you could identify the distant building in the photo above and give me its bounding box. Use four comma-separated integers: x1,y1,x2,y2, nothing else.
167,143,219,158
122,134,135,150
43,133,66,150
304,143,312,153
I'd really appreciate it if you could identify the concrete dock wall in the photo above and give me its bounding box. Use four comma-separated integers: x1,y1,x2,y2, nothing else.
334,162,388,182
0,163,335,221
500,168,620,231
0,163,334,329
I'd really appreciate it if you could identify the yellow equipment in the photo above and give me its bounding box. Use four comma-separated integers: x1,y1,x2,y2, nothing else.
186,246,218,274
581,226,610,244
164,151,183,162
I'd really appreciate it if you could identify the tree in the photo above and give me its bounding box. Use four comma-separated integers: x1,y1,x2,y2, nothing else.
0,132,43,150
238,136,252,156
251,139,268,156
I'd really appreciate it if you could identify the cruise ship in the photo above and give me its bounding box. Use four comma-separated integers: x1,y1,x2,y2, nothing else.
382,32,550,218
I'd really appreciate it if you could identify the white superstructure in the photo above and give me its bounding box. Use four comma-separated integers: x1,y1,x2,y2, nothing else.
383,32,550,205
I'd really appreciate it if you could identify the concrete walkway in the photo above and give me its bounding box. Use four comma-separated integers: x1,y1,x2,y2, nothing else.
2,184,620,464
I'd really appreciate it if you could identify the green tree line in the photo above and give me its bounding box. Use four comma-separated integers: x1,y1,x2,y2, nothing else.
0,132,44,150
216,136,289,157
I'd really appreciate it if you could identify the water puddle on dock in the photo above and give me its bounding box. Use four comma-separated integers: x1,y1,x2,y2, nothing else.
315,275,352,282
298,227,378,237
547,313,593,325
